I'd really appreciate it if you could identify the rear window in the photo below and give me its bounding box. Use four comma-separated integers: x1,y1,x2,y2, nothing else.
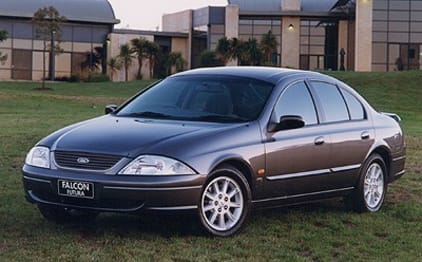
340,89,366,120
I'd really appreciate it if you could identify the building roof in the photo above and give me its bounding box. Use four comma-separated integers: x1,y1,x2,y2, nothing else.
0,0,119,24
113,29,189,38
228,0,348,12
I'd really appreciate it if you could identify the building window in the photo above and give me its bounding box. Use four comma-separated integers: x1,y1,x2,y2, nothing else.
239,18,281,65
300,20,338,71
372,0,422,71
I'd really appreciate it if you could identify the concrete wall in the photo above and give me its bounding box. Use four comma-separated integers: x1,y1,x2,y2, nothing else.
225,5,239,66
338,20,349,70
171,37,189,72
163,10,193,69
281,0,301,11
281,17,300,68
280,1,300,68
355,0,373,71
162,10,192,33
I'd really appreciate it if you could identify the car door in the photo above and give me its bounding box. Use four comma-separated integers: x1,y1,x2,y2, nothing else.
309,81,374,189
263,80,332,198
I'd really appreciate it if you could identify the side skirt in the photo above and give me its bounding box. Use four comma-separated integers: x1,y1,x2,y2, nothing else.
252,187,355,209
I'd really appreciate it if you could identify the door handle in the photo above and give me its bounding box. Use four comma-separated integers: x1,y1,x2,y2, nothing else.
361,131,370,140
314,136,325,146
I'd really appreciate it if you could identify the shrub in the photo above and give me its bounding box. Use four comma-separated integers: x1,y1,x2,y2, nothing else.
69,74,80,82
87,73,110,82
200,51,223,68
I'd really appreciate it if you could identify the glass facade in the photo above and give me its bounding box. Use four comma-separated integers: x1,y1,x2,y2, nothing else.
300,20,339,71
0,19,110,80
239,18,281,65
300,20,326,70
372,0,422,71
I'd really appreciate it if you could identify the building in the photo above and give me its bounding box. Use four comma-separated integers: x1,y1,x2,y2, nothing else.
162,0,422,72
1,0,420,82
0,0,119,80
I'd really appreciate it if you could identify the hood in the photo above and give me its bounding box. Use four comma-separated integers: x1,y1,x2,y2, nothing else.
50,115,236,158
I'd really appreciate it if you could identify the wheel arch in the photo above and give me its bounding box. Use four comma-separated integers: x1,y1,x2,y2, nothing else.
369,146,391,180
212,158,255,196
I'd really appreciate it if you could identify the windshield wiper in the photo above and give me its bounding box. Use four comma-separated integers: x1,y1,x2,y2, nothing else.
194,115,249,123
122,111,174,119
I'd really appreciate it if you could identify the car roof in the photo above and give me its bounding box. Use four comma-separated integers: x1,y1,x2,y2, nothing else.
171,66,327,84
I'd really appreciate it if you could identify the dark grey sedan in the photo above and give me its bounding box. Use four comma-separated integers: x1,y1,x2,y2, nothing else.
23,67,406,236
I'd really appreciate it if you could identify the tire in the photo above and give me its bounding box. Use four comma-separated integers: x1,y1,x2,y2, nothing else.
347,154,388,212
198,165,251,237
38,205,98,224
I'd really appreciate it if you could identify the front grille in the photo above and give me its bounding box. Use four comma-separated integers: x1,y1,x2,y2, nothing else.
54,151,122,171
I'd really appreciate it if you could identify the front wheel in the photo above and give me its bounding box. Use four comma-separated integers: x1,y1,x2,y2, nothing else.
198,166,251,237
347,154,388,212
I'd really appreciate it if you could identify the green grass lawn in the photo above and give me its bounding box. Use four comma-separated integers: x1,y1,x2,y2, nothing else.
0,72,421,261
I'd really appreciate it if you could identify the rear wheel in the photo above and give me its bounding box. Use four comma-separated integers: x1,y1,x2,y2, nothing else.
198,166,251,237
347,154,387,212
38,205,98,224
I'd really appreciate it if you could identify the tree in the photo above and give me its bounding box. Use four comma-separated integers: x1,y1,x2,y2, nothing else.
200,50,222,67
81,46,104,72
243,38,263,66
0,30,8,65
107,57,122,81
230,38,250,65
131,37,148,79
166,52,185,75
260,30,278,65
32,7,66,89
144,41,160,79
216,36,259,66
118,44,134,82
216,36,232,64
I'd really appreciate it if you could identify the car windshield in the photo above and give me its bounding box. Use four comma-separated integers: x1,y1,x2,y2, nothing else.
117,76,274,123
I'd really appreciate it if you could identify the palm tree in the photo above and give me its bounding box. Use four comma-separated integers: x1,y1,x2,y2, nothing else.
216,37,232,64
81,46,103,72
107,57,122,81
144,41,160,79
166,52,185,75
118,44,134,81
200,50,221,67
260,30,278,65
244,38,263,66
230,38,248,65
131,37,148,79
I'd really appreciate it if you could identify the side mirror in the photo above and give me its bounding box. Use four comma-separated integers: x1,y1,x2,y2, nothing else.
105,104,118,115
270,115,305,132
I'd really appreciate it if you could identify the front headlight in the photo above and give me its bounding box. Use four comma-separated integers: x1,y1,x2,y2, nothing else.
119,155,195,175
25,146,50,169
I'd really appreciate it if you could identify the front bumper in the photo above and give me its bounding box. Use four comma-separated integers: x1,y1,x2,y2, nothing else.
22,165,207,213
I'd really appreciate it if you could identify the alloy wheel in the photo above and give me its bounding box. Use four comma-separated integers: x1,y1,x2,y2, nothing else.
363,162,385,209
201,176,244,232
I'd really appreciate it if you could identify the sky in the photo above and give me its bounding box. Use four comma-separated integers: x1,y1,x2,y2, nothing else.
107,0,228,31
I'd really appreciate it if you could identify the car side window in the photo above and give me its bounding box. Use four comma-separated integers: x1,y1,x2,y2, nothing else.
274,81,318,125
340,89,366,120
311,82,349,123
